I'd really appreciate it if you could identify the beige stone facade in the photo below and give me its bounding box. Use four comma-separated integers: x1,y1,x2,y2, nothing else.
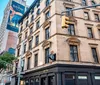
13,0,100,83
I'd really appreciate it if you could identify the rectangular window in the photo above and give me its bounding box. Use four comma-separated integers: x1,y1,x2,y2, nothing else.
46,0,50,7
19,36,21,43
70,45,78,62
35,35,39,46
34,54,38,67
15,63,18,74
91,48,98,63
29,40,32,50
25,32,28,39
20,26,23,32
17,48,20,57
82,0,87,6
68,24,75,35
31,15,34,22
45,11,50,20
98,29,100,38
37,9,40,15
36,20,40,29
21,60,24,72
45,48,50,63
45,27,50,40
94,14,99,21
27,57,31,69
26,21,28,27
87,27,93,38
84,12,89,20
30,27,33,35
66,7,73,16
23,44,26,54
91,1,96,6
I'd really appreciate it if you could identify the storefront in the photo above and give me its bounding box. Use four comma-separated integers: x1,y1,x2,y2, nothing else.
20,64,100,85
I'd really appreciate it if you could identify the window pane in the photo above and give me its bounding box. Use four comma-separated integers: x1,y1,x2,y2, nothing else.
87,28,93,38
84,12,89,20
45,11,50,20
45,48,50,63
34,54,38,67
91,48,98,63
70,45,78,62
27,57,31,69
82,0,87,6
66,7,73,16
95,14,99,21
45,27,50,40
68,24,75,35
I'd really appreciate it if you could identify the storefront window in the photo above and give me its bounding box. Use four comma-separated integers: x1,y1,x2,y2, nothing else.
64,74,75,85
78,75,88,85
94,75,100,85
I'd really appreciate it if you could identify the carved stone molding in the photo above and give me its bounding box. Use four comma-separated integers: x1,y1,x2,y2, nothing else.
63,2,75,8
96,24,100,28
67,37,80,45
69,16,77,24
28,35,33,41
42,40,52,48
43,6,51,13
29,21,34,28
25,51,32,57
43,21,51,28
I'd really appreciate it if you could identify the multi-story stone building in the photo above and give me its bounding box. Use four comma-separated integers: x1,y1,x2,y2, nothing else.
13,0,100,85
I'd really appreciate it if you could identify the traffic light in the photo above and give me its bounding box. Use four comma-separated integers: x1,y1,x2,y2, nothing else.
62,15,70,28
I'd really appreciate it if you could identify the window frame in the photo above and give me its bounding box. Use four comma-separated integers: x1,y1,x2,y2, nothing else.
70,45,79,62
68,24,75,35
87,27,93,38
91,47,99,63
84,12,90,20
34,54,38,67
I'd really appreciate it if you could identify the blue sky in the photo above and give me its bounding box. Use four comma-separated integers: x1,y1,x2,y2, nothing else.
0,0,33,25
